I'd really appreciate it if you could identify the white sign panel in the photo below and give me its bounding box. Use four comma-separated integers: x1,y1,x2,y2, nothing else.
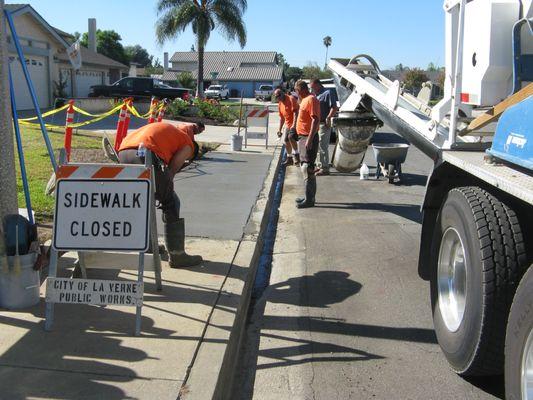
46,278,143,306
53,179,150,251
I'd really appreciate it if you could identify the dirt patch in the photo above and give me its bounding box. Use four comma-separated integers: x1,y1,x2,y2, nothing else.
69,148,111,164
37,225,53,245
197,141,221,158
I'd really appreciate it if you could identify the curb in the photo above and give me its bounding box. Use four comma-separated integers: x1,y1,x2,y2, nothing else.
181,146,283,400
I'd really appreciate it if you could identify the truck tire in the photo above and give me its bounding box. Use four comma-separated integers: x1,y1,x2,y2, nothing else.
430,186,527,376
505,266,533,400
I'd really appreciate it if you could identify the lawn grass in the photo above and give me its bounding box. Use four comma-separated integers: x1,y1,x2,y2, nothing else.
15,127,101,222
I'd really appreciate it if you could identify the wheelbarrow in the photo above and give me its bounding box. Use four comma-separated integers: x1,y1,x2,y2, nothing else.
372,143,409,183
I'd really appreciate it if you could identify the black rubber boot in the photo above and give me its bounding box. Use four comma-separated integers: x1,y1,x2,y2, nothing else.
164,218,203,268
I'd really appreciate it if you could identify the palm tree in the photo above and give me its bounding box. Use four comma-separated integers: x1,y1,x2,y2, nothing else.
156,0,247,97
323,35,332,69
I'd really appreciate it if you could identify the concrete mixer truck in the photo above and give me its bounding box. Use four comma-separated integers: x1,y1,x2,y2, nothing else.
328,1,533,397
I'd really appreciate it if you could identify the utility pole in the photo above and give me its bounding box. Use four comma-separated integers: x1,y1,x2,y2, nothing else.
0,0,19,230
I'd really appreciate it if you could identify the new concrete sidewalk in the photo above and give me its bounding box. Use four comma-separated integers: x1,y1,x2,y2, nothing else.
0,114,281,400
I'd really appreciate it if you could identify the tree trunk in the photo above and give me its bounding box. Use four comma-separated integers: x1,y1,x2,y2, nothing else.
324,46,329,70
0,0,19,221
196,40,204,98
0,0,19,264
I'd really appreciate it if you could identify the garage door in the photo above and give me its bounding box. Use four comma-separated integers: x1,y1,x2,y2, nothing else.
76,70,104,97
9,55,49,110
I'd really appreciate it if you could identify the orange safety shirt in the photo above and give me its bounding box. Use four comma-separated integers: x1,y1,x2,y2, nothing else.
296,94,320,136
278,95,299,129
119,122,193,164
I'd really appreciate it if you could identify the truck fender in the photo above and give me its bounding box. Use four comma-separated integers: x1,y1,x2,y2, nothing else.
418,160,477,280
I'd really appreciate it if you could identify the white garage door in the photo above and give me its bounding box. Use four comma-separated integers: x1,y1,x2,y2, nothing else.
9,55,49,110
76,70,104,97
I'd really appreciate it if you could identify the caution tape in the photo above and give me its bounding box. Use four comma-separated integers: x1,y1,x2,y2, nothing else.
16,99,166,129
72,103,124,117
126,102,164,119
17,103,71,121
19,108,121,129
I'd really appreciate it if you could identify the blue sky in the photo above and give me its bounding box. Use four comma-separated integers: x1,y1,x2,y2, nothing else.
16,0,445,69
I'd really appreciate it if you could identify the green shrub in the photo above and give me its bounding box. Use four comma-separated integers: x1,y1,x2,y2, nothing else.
195,99,239,123
167,98,190,117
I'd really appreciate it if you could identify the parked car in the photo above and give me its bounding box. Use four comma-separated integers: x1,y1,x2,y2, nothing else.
205,84,230,99
255,84,274,101
88,77,190,100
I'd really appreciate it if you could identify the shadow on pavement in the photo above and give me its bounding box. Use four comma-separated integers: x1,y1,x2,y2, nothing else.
0,255,242,399
0,305,171,400
313,202,422,224
268,271,361,308
465,375,505,399
396,172,428,187
233,272,438,399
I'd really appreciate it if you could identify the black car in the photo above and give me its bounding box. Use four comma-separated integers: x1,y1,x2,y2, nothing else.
89,77,191,100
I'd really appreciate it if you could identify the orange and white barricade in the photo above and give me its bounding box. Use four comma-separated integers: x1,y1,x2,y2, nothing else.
45,149,162,336
157,99,169,122
114,102,128,151
244,107,270,148
148,97,159,124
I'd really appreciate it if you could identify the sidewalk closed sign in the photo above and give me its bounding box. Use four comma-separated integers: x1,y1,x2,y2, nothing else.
46,278,143,306
53,167,151,251
46,162,155,335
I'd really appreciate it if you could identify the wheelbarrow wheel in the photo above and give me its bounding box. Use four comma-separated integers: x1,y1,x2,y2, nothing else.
388,164,395,184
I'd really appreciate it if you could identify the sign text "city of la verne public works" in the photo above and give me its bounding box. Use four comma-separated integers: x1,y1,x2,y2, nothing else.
46,278,143,306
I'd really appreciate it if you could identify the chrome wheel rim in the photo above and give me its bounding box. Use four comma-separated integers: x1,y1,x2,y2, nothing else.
438,227,467,333
522,328,533,399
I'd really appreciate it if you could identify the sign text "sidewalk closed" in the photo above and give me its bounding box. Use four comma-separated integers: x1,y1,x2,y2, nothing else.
53,179,150,251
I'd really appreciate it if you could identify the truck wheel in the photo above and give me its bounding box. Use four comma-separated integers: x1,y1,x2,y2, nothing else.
430,186,527,376
505,266,533,400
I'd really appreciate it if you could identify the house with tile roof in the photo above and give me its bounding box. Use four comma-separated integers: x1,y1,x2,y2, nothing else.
5,3,128,109
162,51,283,98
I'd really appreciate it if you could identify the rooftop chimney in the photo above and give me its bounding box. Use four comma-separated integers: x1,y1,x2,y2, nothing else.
163,52,169,71
88,18,97,52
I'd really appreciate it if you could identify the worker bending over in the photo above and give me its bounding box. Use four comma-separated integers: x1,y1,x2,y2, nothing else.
118,122,202,267
274,88,300,166
294,80,321,208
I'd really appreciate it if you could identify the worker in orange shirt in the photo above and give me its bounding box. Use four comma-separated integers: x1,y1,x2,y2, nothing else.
274,88,300,166
294,80,321,208
118,122,202,267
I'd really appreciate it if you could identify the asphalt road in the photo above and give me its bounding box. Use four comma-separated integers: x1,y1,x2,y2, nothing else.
233,128,505,399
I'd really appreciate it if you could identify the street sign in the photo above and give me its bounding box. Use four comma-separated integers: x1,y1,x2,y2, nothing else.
45,158,160,336
53,179,150,251
46,278,143,306
244,106,269,149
